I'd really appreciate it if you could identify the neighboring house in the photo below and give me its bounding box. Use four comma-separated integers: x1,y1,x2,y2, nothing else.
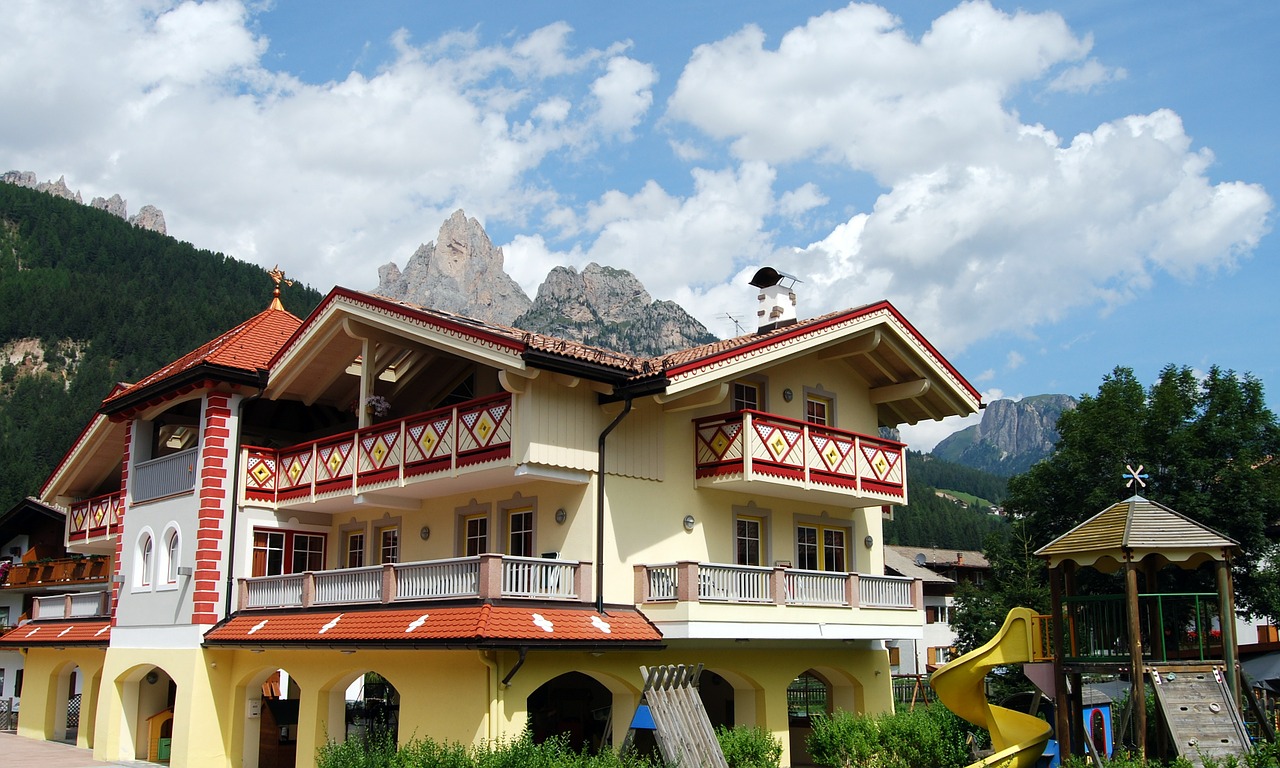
0,272,980,767
0,497,111,725
886,546,990,676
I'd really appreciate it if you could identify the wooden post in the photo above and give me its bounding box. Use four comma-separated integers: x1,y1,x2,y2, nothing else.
1217,555,1240,706
1126,554,1147,759
1050,564,1072,758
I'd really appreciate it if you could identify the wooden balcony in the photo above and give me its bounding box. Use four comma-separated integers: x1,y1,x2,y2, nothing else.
635,561,923,639
32,590,112,620
67,491,124,543
693,411,906,506
243,393,514,509
3,556,110,588
236,553,591,611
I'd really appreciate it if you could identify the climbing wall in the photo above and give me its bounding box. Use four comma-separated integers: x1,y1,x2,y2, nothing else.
1151,667,1252,767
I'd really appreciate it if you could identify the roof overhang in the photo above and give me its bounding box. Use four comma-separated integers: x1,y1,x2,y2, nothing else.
657,302,981,426
39,410,126,503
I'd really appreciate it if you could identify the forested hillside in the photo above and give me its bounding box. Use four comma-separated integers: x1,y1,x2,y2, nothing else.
0,183,323,511
884,451,1009,549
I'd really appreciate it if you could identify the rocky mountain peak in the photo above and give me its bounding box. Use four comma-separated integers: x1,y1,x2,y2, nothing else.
2,171,166,234
374,209,532,325
932,393,1078,476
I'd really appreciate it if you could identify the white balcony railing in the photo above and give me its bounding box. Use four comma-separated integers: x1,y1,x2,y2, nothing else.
239,554,588,611
33,591,111,620
637,562,920,610
133,447,199,503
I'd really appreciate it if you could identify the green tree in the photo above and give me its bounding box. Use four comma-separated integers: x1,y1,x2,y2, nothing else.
1004,364,1280,624
950,520,1051,655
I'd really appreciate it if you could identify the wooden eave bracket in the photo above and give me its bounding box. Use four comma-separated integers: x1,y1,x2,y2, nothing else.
869,378,930,404
498,368,541,394
656,383,729,413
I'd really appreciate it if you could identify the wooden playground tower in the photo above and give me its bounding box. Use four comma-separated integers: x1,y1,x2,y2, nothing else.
1034,494,1263,762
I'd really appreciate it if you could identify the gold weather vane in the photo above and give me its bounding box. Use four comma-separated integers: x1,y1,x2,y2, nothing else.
268,265,294,310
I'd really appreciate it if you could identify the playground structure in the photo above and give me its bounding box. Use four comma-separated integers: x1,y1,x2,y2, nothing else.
933,495,1274,767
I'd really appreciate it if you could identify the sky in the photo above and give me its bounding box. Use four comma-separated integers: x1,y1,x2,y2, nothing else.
2,1,1276,450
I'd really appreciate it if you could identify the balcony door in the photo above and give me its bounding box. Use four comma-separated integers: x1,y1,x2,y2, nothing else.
796,525,846,572
252,529,326,577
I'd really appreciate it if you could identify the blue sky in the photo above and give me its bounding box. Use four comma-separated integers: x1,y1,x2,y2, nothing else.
2,1,1275,449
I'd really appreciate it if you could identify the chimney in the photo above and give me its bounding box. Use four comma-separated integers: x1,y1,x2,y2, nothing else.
749,267,801,334
956,552,964,565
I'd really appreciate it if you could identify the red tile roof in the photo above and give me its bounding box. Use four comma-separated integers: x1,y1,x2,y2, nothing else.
0,620,110,647
103,305,302,411
204,604,663,647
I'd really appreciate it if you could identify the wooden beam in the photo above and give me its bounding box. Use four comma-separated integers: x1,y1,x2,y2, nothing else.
819,330,881,360
657,383,729,412
868,379,930,404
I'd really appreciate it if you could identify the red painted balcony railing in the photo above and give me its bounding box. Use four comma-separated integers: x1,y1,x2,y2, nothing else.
68,491,125,542
693,410,906,500
244,393,513,504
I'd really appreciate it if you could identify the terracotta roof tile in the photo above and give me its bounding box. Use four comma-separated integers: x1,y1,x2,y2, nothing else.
104,305,301,408
0,620,110,646
204,604,662,647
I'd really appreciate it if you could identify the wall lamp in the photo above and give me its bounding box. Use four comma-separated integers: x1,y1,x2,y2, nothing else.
682,515,696,532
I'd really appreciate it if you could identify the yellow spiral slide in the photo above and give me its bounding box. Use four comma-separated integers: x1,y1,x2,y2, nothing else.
930,607,1053,768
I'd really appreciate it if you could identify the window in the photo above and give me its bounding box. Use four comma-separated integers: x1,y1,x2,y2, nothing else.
887,646,901,666
796,525,847,572
508,507,534,557
786,672,829,725
736,516,764,567
464,514,488,556
732,381,760,412
346,531,365,568
805,394,832,426
13,669,21,697
252,529,326,577
929,647,952,665
0,668,4,696
139,534,154,587
926,605,951,624
165,529,180,584
377,526,399,564
0,605,10,629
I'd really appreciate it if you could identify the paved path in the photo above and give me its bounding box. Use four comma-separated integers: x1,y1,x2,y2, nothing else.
0,731,158,767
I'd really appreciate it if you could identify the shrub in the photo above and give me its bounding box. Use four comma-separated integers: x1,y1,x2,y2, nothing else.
716,724,783,768
317,730,669,768
806,704,972,768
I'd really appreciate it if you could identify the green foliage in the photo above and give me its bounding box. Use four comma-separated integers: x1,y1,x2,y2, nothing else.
1005,364,1280,623
0,182,324,511
1060,742,1279,768
806,704,971,768
886,453,1010,550
716,724,782,768
950,520,1051,656
316,731,667,768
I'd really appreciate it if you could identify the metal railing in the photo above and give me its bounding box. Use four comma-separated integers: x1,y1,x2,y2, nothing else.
132,447,199,503
1060,592,1222,663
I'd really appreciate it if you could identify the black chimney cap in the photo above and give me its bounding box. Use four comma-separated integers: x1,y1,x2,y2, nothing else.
749,267,800,289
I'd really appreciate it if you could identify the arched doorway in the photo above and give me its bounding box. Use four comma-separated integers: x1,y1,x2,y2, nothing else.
787,670,830,767
241,667,304,768
118,665,176,762
527,672,611,751
699,670,736,730
323,669,400,747
48,662,82,743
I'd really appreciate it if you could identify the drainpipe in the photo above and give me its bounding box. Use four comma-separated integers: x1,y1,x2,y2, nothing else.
596,397,634,615
224,369,269,619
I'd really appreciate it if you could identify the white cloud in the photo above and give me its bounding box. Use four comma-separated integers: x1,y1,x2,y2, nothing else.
1006,351,1025,370
778,182,828,218
1048,58,1127,94
590,57,657,138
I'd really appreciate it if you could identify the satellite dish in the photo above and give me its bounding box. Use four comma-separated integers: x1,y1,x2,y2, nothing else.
915,553,927,566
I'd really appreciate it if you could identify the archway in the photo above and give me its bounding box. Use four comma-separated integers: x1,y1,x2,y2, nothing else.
699,670,736,730
527,672,611,751
787,669,831,767
117,664,176,762
47,662,82,743
240,667,305,768
322,669,400,747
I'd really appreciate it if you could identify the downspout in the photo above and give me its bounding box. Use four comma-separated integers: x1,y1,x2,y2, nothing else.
224,369,269,619
596,396,634,615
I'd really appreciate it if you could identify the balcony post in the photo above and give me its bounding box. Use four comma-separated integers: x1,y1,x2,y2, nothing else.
237,578,249,612
847,573,859,608
478,554,504,599
382,563,397,604
634,565,649,603
63,594,74,620
911,578,923,609
676,561,699,603
742,413,753,479
301,572,316,609
576,561,593,604
771,567,787,605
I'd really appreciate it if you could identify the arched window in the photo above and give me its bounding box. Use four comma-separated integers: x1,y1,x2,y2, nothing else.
165,528,181,584
138,533,154,587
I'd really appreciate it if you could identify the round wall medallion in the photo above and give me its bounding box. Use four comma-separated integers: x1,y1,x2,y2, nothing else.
419,525,431,540
782,388,794,402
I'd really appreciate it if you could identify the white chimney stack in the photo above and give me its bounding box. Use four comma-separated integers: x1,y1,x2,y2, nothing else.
749,267,801,333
